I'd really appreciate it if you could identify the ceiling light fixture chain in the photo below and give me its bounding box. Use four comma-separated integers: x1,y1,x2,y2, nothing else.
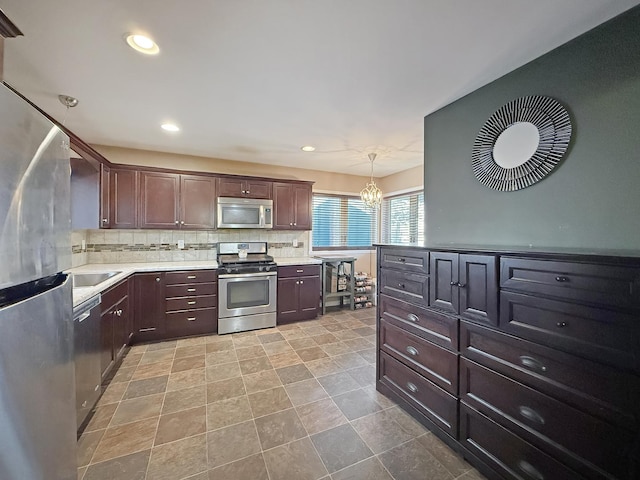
360,152,383,209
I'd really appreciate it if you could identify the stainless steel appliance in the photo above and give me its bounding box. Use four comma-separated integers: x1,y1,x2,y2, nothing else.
0,84,76,480
218,242,277,334
217,197,273,229
73,293,102,429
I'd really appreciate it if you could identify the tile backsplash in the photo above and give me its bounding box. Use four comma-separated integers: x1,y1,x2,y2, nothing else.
71,229,310,266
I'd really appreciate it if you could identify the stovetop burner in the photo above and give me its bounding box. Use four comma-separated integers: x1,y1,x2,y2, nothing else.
217,242,276,275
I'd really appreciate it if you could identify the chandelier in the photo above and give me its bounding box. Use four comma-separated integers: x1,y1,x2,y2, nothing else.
360,153,383,209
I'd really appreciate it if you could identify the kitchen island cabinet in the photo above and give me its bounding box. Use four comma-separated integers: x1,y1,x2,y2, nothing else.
277,264,320,324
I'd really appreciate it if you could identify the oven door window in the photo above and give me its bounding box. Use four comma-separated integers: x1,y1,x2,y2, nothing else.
227,278,270,309
221,206,260,226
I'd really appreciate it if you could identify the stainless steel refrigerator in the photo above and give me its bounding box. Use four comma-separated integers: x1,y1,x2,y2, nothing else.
0,84,76,479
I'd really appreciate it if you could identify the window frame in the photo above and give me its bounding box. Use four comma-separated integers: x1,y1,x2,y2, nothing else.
381,189,424,245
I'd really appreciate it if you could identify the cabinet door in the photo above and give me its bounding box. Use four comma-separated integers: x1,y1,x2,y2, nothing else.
293,184,312,230
216,177,245,197
133,272,166,341
180,175,216,229
112,295,129,361
99,164,110,228
100,308,114,380
430,252,458,314
139,171,180,229
273,183,293,229
277,277,299,324
244,180,272,199
110,169,138,228
298,275,320,319
459,254,498,326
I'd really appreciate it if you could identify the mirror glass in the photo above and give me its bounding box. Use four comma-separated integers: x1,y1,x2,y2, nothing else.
492,122,540,168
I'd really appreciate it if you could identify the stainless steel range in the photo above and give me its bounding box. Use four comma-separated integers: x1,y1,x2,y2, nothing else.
217,242,277,334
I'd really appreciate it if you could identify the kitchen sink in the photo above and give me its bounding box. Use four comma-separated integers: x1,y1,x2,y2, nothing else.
72,271,122,288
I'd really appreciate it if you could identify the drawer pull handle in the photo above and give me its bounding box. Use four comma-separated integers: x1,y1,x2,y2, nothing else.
139,327,156,332
187,275,197,279
406,346,419,356
296,269,304,273
519,355,547,373
556,321,567,328
406,313,419,323
555,276,569,283
187,317,196,321
406,382,418,394
188,301,197,305
398,283,405,289
517,460,544,480
518,406,545,425
187,288,197,292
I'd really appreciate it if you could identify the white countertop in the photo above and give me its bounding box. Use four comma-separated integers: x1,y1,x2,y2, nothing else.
70,257,321,307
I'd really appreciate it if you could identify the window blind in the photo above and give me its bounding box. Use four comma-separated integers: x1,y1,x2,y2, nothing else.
312,194,377,249
381,191,424,244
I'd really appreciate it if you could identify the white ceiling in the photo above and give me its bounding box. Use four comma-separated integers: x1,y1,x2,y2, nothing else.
3,0,639,177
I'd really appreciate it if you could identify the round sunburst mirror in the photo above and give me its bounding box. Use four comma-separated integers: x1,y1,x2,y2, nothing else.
471,96,572,191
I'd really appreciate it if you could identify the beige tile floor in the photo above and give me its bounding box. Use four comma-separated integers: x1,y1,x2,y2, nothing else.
77,308,486,480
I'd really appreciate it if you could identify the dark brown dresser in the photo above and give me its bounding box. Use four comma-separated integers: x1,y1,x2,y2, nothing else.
376,245,640,480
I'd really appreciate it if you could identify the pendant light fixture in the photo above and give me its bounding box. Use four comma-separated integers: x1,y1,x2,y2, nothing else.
360,152,383,209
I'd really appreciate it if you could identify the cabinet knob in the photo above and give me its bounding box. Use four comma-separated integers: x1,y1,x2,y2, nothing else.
156,277,161,282
398,283,405,289
246,191,250,194
102,218,108,223
300,280,304,284
175,220,179,224
295,281,299,285
406,382,418,394
450,281,457,286
555,276,569,283
406,346,419,356
293,222,296,226
556,321,568,328
181,221,185,225
457,282,466,288
241,190,246,194
290,223,293,226
398,257,406,262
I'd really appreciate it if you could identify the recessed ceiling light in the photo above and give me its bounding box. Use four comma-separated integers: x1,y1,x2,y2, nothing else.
125,34,159,55
161,123,180,132
301,145,315,152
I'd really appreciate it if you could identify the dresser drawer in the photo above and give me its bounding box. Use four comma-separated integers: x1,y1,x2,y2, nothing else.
166,294,217,312
379,247,429,274
379,294,458,351
165,269,217,286
378,351,457,437
166,282,217,298
379,270,429,307
460,404,587,480
380,319,458,394
460,358,636,480
278,264,320,278
500,291,639,371
501,257,640,309
166,307,217,336
460,321,640,430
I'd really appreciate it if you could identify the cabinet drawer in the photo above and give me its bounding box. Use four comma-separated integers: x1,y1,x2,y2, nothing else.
500,291,639,371
379,247,429,274
460,358,635,480
166,282,217,298
379,270,429,307
278,264,320,278
379,294,458,351
101,279,129,313
378,351,457,437
460,404,587,480
166,294,217,312
380,319,458,394
165,270,217,286
166,307,217,336
501,257,640,308
460,321,640,430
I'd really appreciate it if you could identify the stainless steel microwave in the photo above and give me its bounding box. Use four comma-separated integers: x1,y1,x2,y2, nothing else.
217,197,273,229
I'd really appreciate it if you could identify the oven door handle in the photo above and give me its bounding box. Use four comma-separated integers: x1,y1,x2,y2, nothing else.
218,271,277,279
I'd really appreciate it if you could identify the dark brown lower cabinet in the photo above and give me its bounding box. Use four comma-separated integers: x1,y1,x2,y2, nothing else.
133,272,166,342
165,270,218,337
277,265,320,324
100,278,131,380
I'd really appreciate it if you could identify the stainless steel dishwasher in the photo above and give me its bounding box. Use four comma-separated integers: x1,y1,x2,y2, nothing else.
73,294,102,430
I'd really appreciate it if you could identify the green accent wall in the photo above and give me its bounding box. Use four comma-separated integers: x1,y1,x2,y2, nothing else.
424,7,640,250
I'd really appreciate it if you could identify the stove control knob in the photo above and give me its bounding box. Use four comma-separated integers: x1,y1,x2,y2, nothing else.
265,265,272,272
258,266,264,272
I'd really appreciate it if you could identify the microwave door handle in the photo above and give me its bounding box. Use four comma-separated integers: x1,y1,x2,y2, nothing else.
260,206,265,227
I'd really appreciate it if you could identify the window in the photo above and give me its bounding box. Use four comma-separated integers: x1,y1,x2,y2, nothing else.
312,194,377,249
381,191,424,244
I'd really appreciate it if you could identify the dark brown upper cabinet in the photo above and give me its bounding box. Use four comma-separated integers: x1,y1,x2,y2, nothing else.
217,177,272,199
139,172,216,229
273,182,312,230
104,168,139,229
430,252,498,326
